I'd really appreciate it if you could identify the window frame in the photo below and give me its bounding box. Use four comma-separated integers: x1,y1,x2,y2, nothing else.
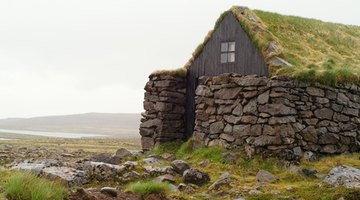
220,41,236,64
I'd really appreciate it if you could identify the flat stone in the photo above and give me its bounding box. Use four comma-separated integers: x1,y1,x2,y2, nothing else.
257,90,270,104
314,108,333,120
318,133,339,144
251,135,282,146
337,93,349,105
220,134,235,142
258,104,296,116
209,121,224,134
243,99,258,114
301,126,318,143
195,85,213,97
306,87,325,97
343,108,359,117
232,104,243,116
214,87,242,99
154,102,173,112
268,116,296,125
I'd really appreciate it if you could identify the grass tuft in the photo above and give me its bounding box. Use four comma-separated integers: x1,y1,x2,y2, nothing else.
126,181,171,196
4,172,67,200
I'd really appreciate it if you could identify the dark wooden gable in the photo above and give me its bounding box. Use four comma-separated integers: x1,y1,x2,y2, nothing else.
185,12,268,138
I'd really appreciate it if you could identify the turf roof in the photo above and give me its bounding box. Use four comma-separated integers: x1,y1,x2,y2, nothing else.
156,6,360,86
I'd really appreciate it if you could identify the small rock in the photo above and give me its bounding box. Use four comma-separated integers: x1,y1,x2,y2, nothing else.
171,160,190,175
303,151,317,162
183,168,210,186
198,160,210,168
143,166,175,176
302,168,318,178
143,157,162,164
123,161,138,170
248,189,262,195
256,170,277,183
219,172,231,179
121,171,141,182
100,187,118,197
222,152,237,164
208,176,236,191
115,148,132,159
160,153,176,161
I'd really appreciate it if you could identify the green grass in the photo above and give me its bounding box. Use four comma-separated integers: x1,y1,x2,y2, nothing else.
148,141,360,200
252,8,360,86
126,181,171,196
4,172,67,200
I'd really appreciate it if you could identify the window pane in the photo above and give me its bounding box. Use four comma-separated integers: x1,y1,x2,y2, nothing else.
228,52,235,62
229,42,235,52
221,53,228,63
221,43,228,52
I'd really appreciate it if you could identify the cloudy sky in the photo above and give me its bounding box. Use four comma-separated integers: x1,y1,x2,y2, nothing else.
0,0,359,118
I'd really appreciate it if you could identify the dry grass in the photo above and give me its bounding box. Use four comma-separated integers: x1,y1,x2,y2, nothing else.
150,67,187,77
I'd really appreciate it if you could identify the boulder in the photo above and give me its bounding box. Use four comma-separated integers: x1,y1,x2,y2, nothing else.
183,168,210,186
42,167,87,186
84,161,125,181
11,162,45,176
90,153,121,165
171,160,190,175
324,166,360,188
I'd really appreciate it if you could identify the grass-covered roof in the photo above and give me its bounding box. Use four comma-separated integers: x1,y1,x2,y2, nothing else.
153,6,360,86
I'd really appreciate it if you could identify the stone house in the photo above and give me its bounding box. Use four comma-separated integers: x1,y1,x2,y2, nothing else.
140,6,360,158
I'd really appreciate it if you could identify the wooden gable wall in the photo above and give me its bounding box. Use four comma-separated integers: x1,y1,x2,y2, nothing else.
185,12,269,138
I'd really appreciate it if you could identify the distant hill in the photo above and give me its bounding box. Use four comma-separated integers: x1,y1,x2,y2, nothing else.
0,113,141,138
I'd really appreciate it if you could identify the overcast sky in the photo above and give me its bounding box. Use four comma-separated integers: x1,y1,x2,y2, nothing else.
0,0,359,118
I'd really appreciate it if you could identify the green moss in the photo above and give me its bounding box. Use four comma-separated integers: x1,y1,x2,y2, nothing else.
149,141,183,155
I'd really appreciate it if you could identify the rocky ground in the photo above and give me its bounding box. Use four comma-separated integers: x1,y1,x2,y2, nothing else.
0,142,360,200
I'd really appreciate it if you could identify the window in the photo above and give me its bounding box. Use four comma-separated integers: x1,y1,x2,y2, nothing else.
220,41,236,63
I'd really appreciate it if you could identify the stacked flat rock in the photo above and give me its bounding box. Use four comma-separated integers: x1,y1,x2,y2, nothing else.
140,74,186,150
193,74,360,159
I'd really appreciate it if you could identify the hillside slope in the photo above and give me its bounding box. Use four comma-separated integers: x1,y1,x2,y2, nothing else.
0,113,141,137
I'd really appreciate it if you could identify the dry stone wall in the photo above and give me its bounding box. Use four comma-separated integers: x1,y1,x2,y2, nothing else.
193,74,360,159
140,74,186,151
